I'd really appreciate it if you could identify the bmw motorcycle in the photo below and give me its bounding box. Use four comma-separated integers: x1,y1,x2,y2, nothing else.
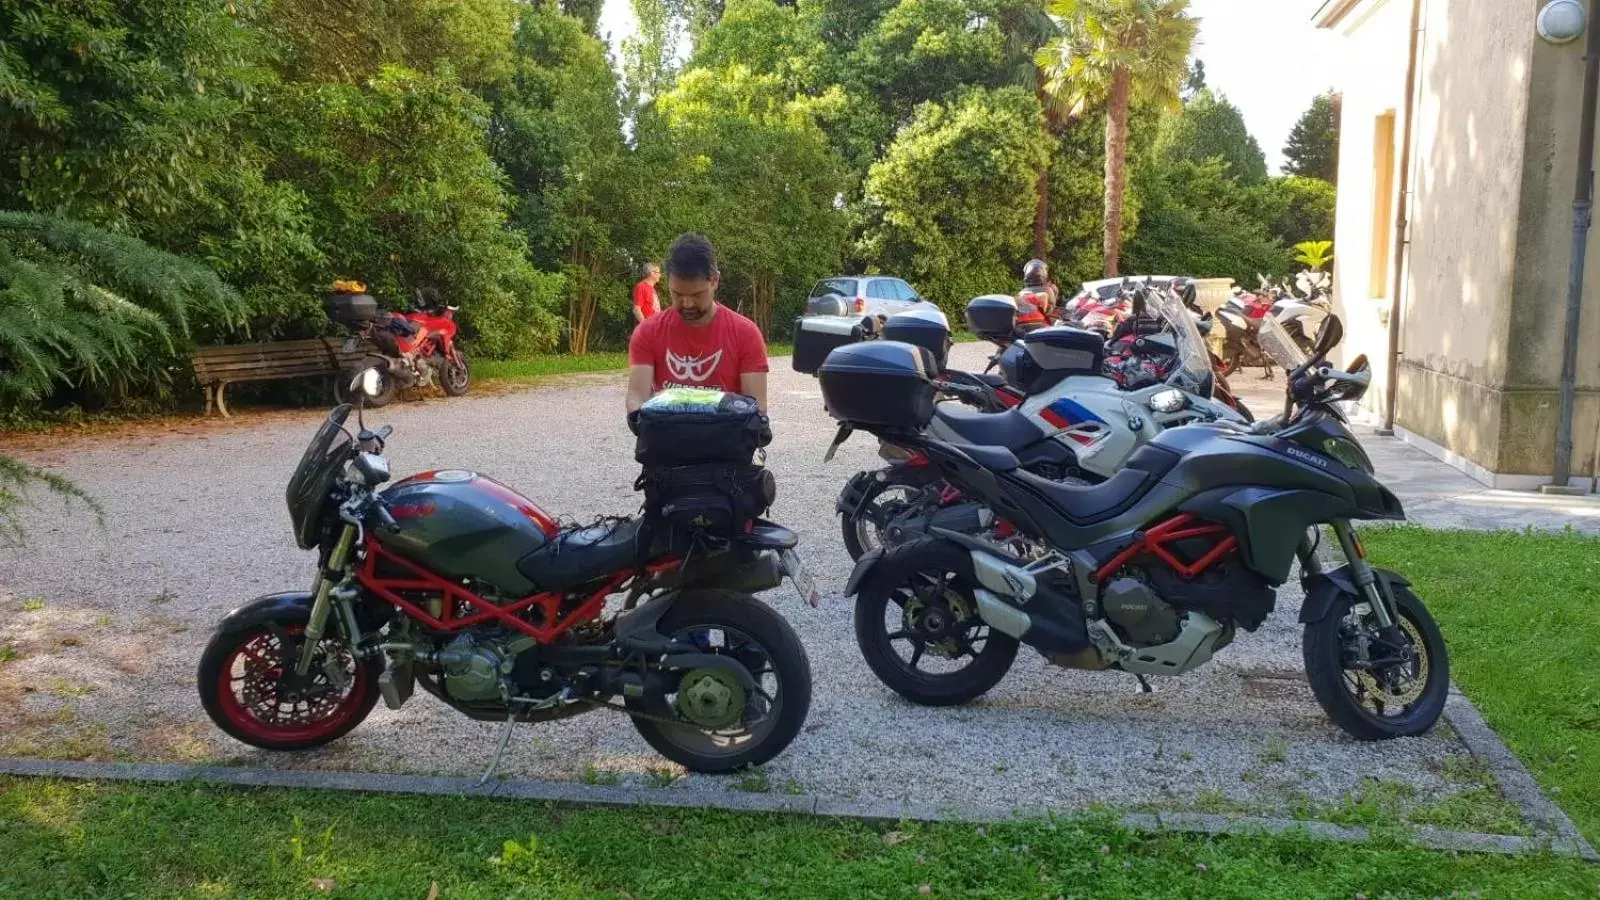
196,372,816,777
818,315,1449,741
837,287,1248,560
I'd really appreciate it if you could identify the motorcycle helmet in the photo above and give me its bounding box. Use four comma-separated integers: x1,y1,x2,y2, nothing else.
1022,258,1049,288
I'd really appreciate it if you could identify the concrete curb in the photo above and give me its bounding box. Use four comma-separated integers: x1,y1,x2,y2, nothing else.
1441,690,1598,859
2,754,1593,861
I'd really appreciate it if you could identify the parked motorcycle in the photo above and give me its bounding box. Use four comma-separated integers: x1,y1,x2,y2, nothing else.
834,287,1249,560
1215,285,1276,378
325,283,471,407
196,374,816,777
816,315,1450,741
1274,271,1333,355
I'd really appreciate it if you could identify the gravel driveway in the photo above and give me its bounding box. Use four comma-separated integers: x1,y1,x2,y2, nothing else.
0,343,1497,823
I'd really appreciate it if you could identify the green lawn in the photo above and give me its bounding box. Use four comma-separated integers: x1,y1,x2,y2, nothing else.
2,528,1597,897
1,779,1595,899
1362,525,1600,844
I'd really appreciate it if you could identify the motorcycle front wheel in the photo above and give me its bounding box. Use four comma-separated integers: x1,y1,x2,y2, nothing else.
334,362,399,408
1302,584,1450,740
626,591,812,774
197,622,380,751
438,350,471,397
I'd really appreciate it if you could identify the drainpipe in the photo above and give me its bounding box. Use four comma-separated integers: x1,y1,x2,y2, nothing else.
1381,0,1425,434
1550,0,1600,491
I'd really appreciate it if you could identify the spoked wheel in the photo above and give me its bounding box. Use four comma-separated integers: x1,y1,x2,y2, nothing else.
841,478,932,561
437,351,470,397
1303,585,1450,740
627,591,812,774
198,623,380,751
854,539,1018,706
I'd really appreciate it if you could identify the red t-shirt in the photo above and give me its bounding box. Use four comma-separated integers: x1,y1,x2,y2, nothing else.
628,305,769,394
633,280,659,319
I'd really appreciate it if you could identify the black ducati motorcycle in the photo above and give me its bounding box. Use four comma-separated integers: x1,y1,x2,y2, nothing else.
816,315,1448,740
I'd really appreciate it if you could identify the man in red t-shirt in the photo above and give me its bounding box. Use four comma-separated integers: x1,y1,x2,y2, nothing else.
632,263,660,323
627,234,769,412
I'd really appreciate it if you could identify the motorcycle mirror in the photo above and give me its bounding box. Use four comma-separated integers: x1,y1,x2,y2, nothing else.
1313,315,1344,357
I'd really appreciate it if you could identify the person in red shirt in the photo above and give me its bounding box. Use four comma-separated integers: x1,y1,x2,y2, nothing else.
626,233,769,412
632,263,661,323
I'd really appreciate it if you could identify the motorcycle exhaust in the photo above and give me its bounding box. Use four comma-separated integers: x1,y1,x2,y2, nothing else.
970,553,1092,655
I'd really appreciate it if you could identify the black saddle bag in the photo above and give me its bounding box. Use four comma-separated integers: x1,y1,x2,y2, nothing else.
635,463,776,538
632,389,772,468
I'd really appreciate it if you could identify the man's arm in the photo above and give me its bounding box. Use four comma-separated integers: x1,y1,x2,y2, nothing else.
632,305,645,324
626,365,654,413
740,371,768,412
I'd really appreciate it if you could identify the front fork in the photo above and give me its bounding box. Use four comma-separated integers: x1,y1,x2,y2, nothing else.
1296,520,1399,630
295,523,358,676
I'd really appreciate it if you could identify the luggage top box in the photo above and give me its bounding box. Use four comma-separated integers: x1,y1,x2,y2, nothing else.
817,341,937,433
966,294,1018,342
793,314,873,375
883,306,951,372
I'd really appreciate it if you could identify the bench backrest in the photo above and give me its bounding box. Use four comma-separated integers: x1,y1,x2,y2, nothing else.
191,339,374,384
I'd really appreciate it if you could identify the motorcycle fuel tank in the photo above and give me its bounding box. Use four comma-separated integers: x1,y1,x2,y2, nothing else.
376,470,558,596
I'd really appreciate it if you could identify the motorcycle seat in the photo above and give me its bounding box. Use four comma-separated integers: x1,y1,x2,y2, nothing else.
1009,443,1183,525
518,518,645,593
947,442,1022,472
932,404,1045,451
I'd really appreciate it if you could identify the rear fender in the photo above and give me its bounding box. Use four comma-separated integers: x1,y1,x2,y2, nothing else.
613,591,762,691
836,464,942,516
843,548,886,598
1298,565,1412,624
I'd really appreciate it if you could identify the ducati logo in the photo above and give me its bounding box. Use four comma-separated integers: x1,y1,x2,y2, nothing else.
666,349,724,384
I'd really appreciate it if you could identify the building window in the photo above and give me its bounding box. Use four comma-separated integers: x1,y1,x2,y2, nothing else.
1370,111,1397,299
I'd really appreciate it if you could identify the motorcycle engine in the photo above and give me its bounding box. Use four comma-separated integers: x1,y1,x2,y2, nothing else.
1100,576,1181,646
437,633,527,703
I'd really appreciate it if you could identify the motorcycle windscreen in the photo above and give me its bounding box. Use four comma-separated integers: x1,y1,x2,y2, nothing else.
1148,289,1217,395
1257,316,1309,372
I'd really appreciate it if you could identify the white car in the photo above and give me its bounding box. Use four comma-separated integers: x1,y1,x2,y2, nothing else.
804,276,930,319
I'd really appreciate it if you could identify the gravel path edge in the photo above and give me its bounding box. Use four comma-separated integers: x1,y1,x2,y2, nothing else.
1,753,1591,861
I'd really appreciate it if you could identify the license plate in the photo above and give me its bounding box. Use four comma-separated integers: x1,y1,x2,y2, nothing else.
781,549,821,608
342,336,358,353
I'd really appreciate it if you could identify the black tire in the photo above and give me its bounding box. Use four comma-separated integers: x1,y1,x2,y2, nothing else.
197,621,381,751
439,351,470,397
336,362,399,408
1303,584,1450,740
854,539,1019,706
628,591,812,774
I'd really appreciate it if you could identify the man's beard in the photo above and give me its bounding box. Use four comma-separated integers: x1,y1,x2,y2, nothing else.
677,306,709,322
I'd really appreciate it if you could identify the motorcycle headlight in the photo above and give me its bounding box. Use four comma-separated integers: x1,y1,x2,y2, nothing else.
1149,389,1188,414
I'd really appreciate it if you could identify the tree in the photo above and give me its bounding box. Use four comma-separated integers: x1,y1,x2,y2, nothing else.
1038,0,1197,276
491,5,633,354
1182,59,1205,99
648,65,849,333
1126,157,1289,283
1155,88,1267,184
1284,92,1340,183
859,86,1051,315
260,0,518,89
1248,175,1336,249
561,0,606,36
265,67,562,359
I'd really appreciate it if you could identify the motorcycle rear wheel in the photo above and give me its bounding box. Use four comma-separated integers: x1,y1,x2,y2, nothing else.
854,539,1018,706
1302,584,1449,740
626,591,812,774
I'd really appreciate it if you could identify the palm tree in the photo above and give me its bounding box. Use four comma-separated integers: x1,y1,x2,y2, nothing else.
1037,0,1197,276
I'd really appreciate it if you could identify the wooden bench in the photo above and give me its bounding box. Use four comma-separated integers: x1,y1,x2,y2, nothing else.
191,338,375,417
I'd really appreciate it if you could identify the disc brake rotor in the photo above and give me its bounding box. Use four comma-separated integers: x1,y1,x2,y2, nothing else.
1352,615,1428,707
674,668,747,730
901,581,977,659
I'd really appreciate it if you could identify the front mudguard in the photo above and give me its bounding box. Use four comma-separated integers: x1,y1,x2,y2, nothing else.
215,591,315,634
1298,565,1412,624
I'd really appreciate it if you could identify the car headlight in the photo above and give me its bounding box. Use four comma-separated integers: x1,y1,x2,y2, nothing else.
1149,389,1188,414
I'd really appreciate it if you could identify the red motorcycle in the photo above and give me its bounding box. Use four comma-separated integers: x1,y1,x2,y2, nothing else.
324,282,471,407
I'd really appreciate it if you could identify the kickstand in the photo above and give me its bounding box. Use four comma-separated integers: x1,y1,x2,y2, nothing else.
478,709,522,786
1134,674,1154,694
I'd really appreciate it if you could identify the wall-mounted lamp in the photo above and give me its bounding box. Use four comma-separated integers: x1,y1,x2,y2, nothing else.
1539,0,1588,44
